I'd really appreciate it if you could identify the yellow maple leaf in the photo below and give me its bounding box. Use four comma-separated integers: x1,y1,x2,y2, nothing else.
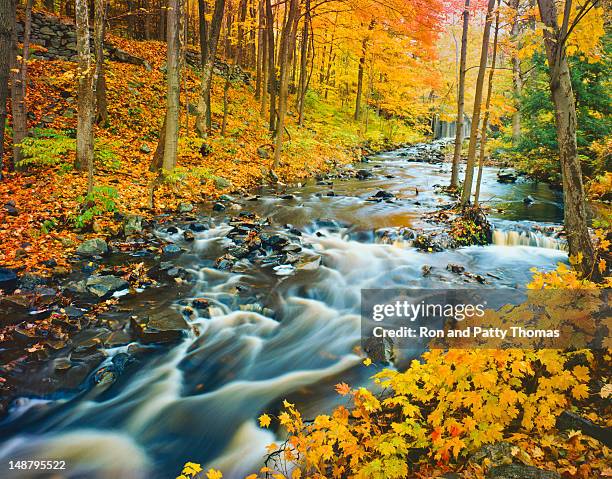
206,469,223,479
571,383,589,400
572,365,590,382
259,414,272,428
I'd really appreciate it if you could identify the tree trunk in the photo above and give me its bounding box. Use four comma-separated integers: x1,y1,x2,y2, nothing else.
271,0,298,170
94,0,108,125
0,0,13,180
235,0,247,66
255,0,263,99
474,4,500,206
75,0,95,194
296,0,310,125
150,113,166,171
510,0,522,144
195,0,224,136
460,0,496,205
162,0,180,171
198,0,208,68
264,0,275,132
221,66,230,135
324,13,337,99
354,19,374,121
44,0,55,12
537,0,597,278
11,0,32,167
450,0,470,189
260,0,268,115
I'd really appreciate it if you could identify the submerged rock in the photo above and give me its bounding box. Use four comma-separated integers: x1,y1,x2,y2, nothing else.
162,244,182,257
76,238,109,257
189,222,208,232
355,169,373,180
446,263,465,274
497,170,517,183
131,310,190,344
85,275,129,298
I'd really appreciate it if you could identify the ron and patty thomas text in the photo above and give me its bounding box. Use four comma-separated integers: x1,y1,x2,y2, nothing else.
371,325,561,339
368,300,560,339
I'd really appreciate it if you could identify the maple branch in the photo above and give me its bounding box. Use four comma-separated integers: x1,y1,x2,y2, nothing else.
562,0,600,47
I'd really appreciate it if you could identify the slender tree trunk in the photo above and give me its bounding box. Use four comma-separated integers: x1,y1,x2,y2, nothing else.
0,0,13,180
194,0,225,136
354,19,374,121
460,0,496,205
75,0,95,194
272,0,298,169
255,0,263,99
162,0,180,171
365,63,373,131
221,16,232,136
221,66,230,135
44,0,55,12
537,0,598,278
296,0,310,125
94,0,108,125
247,0,257,68
11,0,32,167
265,0,275,131
324,14,337,99
510,0,522,145
474,4,500,206
198,0,208,67
450,0,470,189
236,0,247,66
260,1,268,114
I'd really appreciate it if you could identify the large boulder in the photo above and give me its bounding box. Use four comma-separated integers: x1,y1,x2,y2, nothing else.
76,238,109,257
85,275,129,298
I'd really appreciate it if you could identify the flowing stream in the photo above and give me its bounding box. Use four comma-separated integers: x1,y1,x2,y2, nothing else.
0,143,568,478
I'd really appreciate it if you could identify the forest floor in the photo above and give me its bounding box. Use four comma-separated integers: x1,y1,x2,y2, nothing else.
0,34,421,276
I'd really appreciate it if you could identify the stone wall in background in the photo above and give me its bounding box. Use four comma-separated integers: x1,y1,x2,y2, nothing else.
16,10,150,67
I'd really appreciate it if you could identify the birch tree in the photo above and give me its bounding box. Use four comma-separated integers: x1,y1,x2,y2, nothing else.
449,0,470,189
537,0,601,278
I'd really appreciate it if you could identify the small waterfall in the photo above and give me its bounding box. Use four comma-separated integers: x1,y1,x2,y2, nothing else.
492,229,566,250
